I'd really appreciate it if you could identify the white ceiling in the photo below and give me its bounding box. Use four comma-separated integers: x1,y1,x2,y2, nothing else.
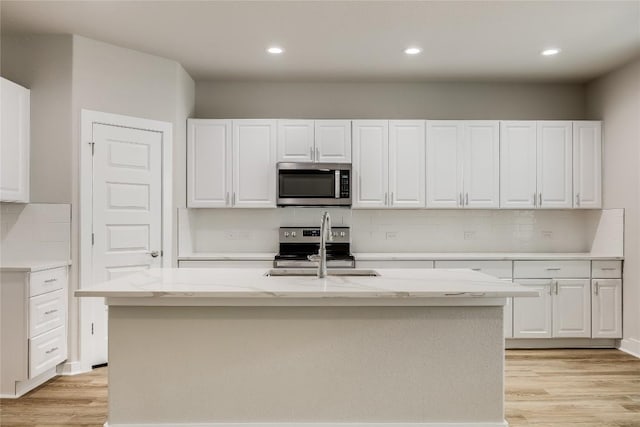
2,1,639,83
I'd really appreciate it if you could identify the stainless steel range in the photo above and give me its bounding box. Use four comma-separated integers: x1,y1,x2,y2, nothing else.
273,226,355,268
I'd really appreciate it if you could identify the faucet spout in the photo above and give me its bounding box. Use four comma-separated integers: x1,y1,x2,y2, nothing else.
307,211,332,278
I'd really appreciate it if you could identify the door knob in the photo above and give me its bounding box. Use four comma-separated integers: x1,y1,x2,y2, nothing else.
149,251,160,258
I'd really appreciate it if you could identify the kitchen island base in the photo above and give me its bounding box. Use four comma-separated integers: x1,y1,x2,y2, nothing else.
106,305,506,427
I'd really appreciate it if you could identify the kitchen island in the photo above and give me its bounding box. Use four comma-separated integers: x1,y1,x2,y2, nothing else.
76,268,537,427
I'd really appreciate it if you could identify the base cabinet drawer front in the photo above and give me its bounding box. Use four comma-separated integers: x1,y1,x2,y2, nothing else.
29,326,67,379
592,279,622,338
552,279,591,338
435,260,512,279
513,260,590,279
592,261,622,278
356,260,435,269
29,289,66,338
29,267,67,297
513,280,553,338
178,260,274,268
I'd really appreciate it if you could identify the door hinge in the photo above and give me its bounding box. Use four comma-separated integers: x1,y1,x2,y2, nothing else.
91,322,94,335
91,233,95,245
89,141,95,155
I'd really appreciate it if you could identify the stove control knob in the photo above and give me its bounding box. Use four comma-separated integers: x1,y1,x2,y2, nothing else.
291,231,297,237
284,232,290,238
332,232,338,237
340,231,346,237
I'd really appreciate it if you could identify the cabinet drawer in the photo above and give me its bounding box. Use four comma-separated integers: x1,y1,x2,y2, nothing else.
356,260,435,269
29,325,67,378
30,267,66,297
513,261,590,279
29,288,65,338
592,261,622,278
178,260,274,268
435,260,512,279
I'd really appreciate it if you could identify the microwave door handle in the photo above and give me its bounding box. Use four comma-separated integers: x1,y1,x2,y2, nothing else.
335,170,340,198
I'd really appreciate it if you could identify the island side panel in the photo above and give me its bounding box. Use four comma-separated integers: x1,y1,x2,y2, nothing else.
108,305,504,425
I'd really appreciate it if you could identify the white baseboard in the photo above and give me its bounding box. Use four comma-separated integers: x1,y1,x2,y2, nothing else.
105,422,508,427
619,338,640,359
57,360,92,376
506,338,618,349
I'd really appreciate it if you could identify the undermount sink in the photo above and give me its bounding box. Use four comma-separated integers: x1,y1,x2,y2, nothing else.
265,268,380,277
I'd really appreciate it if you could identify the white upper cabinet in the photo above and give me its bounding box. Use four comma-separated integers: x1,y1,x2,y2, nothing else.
187,119,232,208
500,121,573,209
233,120,277,208
464,121,500,208
427,121,498,208
315,120,351,163
1,77,30,203
388,120,426,208
352,120,389,208
277,120,351,163
277,120,314,162
573,121,602,208
500,121,537,208
426,121,463,208
537,121,573,209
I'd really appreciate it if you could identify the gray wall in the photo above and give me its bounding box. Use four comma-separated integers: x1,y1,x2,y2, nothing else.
587,56,640,355
195,81,586,119
1,35,73,203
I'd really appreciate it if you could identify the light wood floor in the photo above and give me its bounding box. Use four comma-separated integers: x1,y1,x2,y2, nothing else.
1,349,639,426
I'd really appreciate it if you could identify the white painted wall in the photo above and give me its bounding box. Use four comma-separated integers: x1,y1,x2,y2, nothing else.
196,81,586,119
1,35,73,203
587,56,640,356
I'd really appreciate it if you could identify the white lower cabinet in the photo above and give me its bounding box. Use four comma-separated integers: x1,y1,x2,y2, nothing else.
552,279,591,338
513,280,553,338
0,266,68,397
592,279,622,338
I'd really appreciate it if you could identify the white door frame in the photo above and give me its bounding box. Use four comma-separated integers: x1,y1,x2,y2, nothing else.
79,109,173,369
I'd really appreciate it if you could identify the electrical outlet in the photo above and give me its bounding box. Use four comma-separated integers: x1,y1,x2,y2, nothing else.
224,231,236,240
541,230,553,239
463,231,476,240
386,231,398,240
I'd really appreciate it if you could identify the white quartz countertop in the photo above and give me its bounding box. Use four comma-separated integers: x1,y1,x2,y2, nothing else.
354,252,623,261
75,268,538,306
0,260,71,272
178,252,276,261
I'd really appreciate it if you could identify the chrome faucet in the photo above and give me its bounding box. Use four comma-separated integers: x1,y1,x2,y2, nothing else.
308,211,332,278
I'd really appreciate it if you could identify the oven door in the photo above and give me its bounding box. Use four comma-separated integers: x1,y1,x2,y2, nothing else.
277,163,351,206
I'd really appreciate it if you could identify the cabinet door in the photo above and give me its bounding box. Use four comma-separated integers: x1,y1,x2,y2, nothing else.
552,279,591,338
187,119,232,207
573,121,602,209
500,121,536,208
0,78,30,203
277,120,314,162
513,279,552,338
426,121,463,208
233,120,277,208
501,279,514,339
592,279,622,338
537,121,573,208
464,121,500,208
388,120,425,208
315,120,351,163
352,120,388,208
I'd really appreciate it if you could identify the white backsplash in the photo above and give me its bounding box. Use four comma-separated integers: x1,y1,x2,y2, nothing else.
0,203,71,263
179,207,620,255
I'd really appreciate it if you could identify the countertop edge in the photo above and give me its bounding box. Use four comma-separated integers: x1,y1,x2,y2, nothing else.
0,260,72,272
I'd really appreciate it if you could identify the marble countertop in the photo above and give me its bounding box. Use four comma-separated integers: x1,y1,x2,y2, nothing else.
0,260,71,272
75,267,538,306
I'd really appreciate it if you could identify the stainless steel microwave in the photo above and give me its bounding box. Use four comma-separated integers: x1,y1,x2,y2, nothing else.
277,162,351,206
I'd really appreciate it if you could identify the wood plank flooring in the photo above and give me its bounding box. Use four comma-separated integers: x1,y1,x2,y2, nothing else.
1,349,638,426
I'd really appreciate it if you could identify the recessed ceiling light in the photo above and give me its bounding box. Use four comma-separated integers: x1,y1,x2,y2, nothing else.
541,48,561,56
267,46,284,54
404,47,422,55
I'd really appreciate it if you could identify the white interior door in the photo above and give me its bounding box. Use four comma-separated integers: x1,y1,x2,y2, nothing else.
90,123,163,366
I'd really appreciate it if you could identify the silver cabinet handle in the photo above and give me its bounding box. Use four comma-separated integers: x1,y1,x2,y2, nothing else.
148,251,160,258
459,193,463,207
533,192,537,207
465,193,469,206
44,278,57,284
545,267,561,271
45,347,59,355
390,192,394,206
471,268,481,271
555,281,559,295
594,281,599,295
233,192,236,205
44,309,58,315
601,267,617,271
539,193,542,206
310,146,314,161
575,193,580,207
316,147,320,161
